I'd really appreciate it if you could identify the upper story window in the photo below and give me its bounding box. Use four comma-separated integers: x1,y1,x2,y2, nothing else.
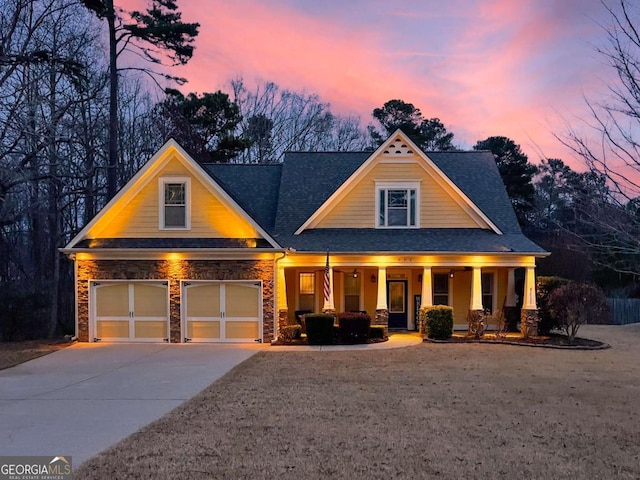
376,182,419,228
159,177,191,230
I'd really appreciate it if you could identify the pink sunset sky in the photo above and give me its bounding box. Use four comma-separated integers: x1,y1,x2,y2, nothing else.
172,0,614,166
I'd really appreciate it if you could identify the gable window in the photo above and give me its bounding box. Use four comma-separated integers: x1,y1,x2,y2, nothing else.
299,272,315,311
159,177,190,229
433,273,449,305
376,182,419,228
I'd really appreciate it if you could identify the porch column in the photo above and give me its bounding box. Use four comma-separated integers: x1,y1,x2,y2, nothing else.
420,267,433,308
376,266,387,310
374,266,388,335
523,266,537,309
468,267,484,337
504,268,518,331
521,266,539,338
322,266,335,312
276,264,289,335
471,267,483,310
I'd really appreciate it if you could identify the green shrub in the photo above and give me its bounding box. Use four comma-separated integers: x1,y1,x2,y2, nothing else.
279,324,301,343
369,325,386,339
305,313,335,345
337,312,371,344
421,306,453,340
548,281,609,344
537,276,569,335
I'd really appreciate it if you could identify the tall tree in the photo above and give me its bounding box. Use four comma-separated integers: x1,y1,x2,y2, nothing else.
231,79,370,163
370,99,456,151
155,89,248,162
81,0,199,199
559,0,640,276
474,136,537,226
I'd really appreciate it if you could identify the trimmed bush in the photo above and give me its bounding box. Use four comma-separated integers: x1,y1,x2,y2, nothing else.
537,276,569,335
421,306,453,340
369,325,386,339
305,313,335,345
279,324,301,343
337,312,371,344
548,281,609,344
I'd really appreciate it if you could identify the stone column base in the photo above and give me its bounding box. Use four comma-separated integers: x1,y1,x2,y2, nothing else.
277,309,289,332
467,309,485,338
374,309,389,337
521,309,539,338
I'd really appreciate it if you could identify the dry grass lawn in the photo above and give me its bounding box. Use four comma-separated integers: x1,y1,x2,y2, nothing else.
76,325,640,479
0,338,72,370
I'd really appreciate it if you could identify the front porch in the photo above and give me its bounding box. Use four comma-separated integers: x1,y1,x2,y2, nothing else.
275,254,540,338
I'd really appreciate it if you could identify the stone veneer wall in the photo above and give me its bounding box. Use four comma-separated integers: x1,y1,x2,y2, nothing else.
76,259,274,343
520,309,539,339
374,309,389,336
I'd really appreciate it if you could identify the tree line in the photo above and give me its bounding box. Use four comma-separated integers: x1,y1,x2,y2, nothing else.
1,0,639,340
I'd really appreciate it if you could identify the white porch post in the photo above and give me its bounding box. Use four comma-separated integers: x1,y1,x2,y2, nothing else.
471,267,483,310
421,266,432,308
376,266,387,310
323,266,335,311
506,268,516,307
523,266,537,309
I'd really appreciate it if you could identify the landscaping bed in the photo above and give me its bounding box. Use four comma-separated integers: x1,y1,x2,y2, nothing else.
426,332,610,349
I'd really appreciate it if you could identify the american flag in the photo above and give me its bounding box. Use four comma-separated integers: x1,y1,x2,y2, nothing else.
323,249,331,304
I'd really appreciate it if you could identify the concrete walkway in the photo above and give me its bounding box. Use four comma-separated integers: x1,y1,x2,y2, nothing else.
0,342,266,467
267,333,424,352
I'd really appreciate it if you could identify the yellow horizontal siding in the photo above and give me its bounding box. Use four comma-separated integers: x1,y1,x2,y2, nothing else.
97,157,258,239
316,158,480,229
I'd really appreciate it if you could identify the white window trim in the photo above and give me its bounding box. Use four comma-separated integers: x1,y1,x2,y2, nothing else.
159,177,191,230
375,181,420,229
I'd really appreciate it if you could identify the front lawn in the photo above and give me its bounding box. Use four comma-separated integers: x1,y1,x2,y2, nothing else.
76,325,640,479
0,338,73,370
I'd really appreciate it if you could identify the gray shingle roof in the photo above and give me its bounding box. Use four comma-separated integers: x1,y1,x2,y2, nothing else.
278,229,544,253
204,163,282,230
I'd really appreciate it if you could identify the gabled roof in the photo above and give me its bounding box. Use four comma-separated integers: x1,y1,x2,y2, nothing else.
64,139,281,250
294,131,501,235
65,133,546,255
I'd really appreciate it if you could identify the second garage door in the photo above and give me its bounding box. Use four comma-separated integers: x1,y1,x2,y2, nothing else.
182,281,262,343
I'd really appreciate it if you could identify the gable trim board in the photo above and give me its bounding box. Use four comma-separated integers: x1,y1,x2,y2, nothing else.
65,139,281,250
294,130,502,235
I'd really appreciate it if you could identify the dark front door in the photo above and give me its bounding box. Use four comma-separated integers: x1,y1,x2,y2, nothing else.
387,280,408,330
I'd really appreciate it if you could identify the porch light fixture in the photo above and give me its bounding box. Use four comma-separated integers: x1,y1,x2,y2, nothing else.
449,270,455,278
418,274,422,282
370,274,376,283
352,269,359,278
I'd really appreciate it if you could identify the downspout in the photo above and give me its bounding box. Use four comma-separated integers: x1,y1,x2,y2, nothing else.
66,253,79,341
273,250,287,343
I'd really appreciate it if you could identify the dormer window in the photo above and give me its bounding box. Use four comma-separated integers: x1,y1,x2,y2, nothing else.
376,182,419,228
159,177,190,229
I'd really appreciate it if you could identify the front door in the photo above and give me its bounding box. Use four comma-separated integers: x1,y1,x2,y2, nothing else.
387,280,408,330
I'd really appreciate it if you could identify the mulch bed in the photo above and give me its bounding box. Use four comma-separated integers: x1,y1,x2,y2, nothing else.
426,332,610,349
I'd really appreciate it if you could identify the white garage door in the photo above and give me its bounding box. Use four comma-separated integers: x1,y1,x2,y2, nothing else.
182,281,262,343
92,281,169,342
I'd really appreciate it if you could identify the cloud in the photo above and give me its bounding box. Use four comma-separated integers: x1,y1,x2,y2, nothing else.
174,0,608,165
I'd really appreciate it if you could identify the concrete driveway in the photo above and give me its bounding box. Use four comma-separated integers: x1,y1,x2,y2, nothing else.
0,342,266,467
